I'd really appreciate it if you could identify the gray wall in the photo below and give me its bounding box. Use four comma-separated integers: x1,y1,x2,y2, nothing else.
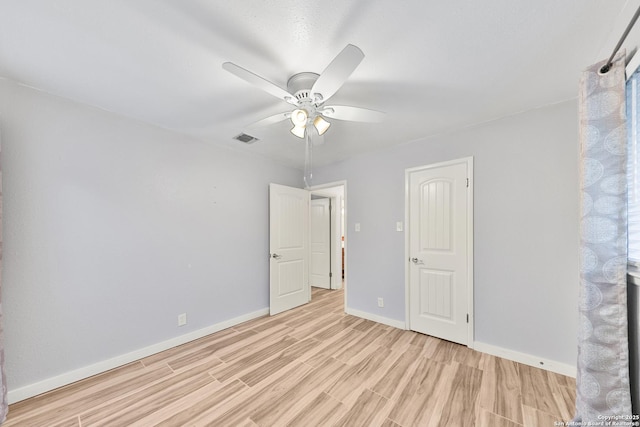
315,100,581,366
0,79,300,391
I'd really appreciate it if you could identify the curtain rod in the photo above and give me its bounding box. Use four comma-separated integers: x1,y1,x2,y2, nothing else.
601,4,640,74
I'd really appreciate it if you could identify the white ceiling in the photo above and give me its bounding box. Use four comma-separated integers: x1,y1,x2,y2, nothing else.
0,0,632,168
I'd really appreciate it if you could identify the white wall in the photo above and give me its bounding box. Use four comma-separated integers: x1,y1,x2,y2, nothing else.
0,78,301,398
314,100,581,369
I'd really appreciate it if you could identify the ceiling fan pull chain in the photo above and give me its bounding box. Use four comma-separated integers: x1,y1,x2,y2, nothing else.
304,132,313,189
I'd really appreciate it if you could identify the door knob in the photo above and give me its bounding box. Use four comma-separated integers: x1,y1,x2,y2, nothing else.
272,253,283,259
411,257,423,264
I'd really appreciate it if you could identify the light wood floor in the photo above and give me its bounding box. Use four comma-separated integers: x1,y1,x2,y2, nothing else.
4,288,576,426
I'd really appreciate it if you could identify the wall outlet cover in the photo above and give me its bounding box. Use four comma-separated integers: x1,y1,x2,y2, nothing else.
178,313,187,326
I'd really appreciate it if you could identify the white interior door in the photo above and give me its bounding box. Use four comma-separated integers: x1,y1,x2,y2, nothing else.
310,198,331,289
270,183,310,315
407,158,472,345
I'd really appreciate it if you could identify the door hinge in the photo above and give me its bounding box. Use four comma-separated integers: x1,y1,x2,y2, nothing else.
466,178,469,187
329,272,333,278
466,313,469,323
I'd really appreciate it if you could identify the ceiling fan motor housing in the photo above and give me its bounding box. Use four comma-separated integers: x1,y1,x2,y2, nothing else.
286,72,319,94
287,72,322,107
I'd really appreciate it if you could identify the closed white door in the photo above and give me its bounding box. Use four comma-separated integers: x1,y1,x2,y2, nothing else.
270,183,310,315
407,158,472,345
310,198,331,289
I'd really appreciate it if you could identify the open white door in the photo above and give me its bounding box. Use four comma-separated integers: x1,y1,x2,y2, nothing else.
270,183,310,315
310,198,331,289
407,158,473,345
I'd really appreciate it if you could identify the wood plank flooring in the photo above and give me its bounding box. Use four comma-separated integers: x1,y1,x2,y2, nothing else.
4,288,576,426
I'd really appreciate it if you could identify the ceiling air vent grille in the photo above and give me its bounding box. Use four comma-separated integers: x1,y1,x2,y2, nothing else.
233,133,259,144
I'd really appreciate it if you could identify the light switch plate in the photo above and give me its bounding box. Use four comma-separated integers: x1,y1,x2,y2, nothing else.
355,223,361,232
396,222,403,232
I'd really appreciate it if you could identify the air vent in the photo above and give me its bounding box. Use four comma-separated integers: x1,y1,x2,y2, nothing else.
233,133,259,144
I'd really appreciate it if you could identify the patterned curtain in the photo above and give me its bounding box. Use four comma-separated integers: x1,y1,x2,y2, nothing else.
0,138,6,422
576,51,633,421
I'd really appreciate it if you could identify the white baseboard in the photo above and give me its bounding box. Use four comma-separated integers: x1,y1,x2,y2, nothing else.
473,341,577,378
345,307,407,330
8,308,270,404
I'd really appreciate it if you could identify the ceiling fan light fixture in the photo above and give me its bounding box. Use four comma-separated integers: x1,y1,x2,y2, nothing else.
313,115,331,135
291,109,308,127
291,125,306,138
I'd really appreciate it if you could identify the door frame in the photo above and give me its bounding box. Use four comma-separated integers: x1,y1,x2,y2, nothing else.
404,158,474,347
310,181,347,308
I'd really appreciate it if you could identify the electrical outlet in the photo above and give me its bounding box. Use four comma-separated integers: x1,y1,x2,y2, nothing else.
178,313,187,326
377,297,384,308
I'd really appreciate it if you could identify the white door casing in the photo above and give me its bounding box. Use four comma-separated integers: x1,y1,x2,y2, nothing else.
332,195,342,290
269,183,310,315
406,158,473,345
310,198,331,289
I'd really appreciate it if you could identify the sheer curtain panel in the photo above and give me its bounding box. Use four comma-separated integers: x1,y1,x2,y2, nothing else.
576,51,633,422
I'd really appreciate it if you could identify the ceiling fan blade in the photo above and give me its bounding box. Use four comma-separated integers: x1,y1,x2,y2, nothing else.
321,105,385,122
311,44,364,103
247,111,291,128
222,62,296,105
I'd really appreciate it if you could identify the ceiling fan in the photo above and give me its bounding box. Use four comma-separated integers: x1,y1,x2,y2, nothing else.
222,44,384,142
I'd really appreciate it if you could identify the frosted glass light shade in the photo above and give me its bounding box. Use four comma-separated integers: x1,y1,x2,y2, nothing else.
291,109,308,127
290,125,306,138
313,115,331,135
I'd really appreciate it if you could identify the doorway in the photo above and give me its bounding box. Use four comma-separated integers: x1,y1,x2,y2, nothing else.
310,182,346,308
310,196,331,289
269,181,347,315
